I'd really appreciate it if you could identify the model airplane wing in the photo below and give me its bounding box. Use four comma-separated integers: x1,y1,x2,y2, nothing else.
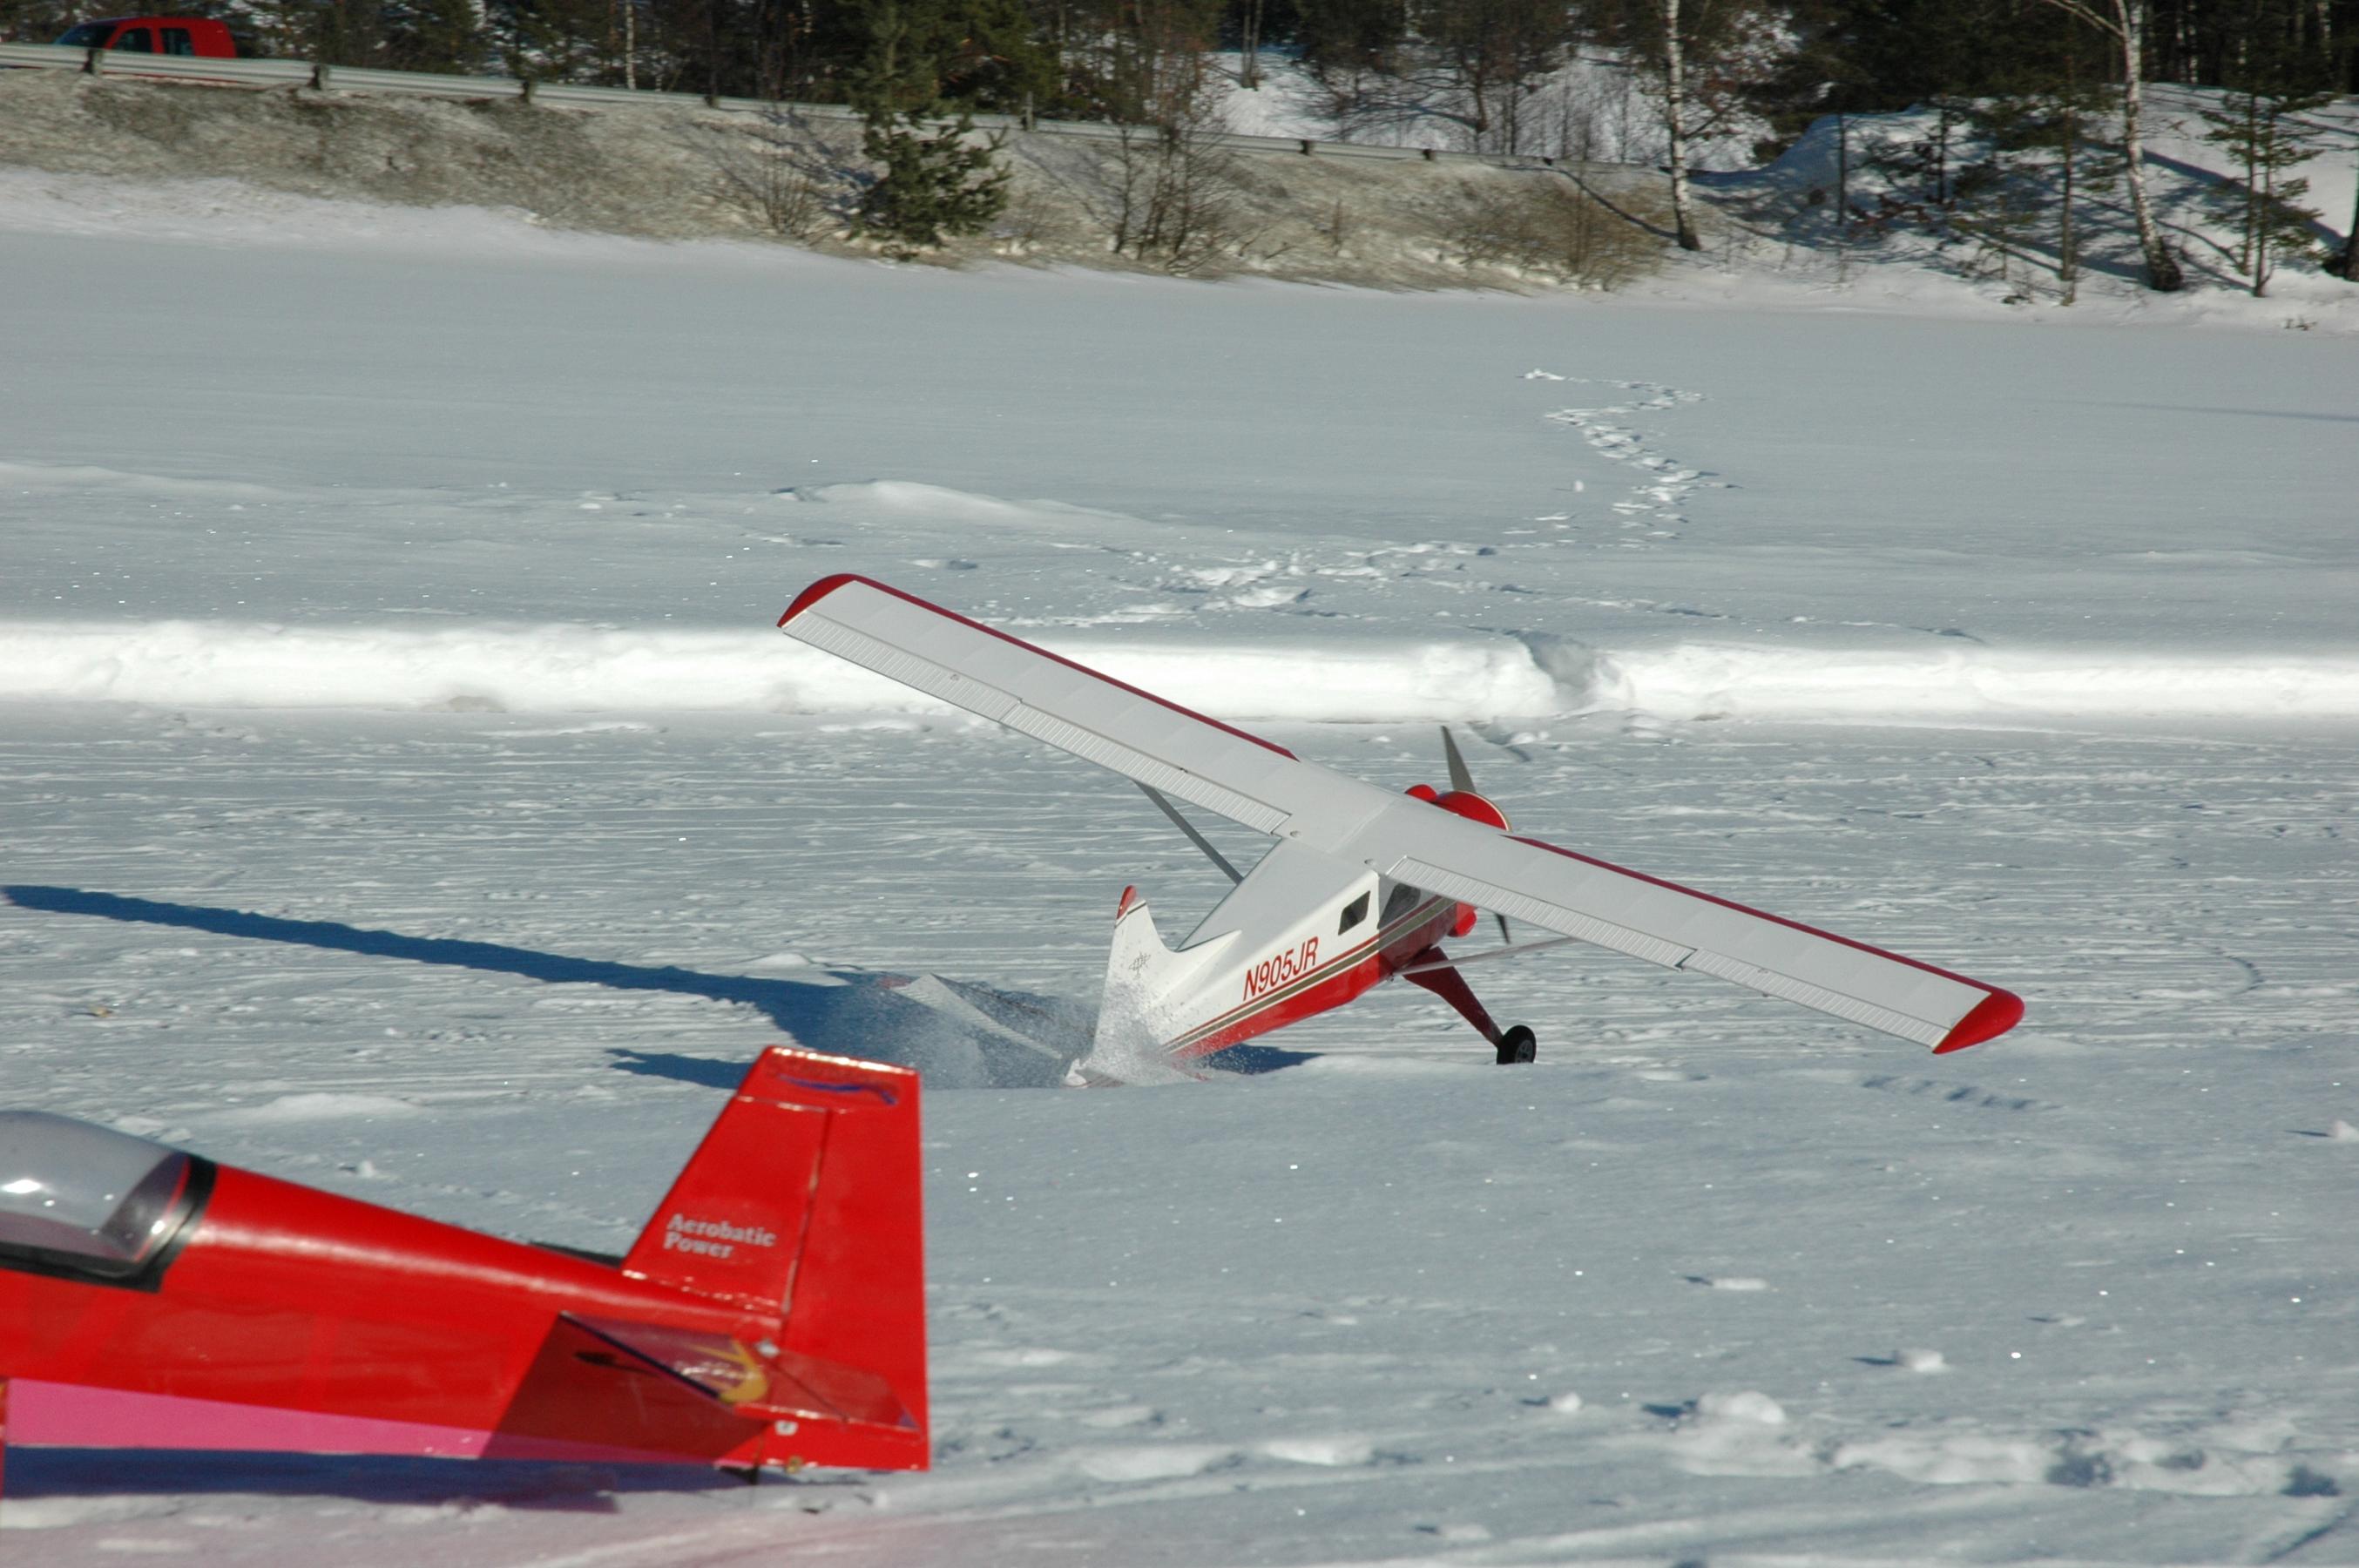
781,573,1305,834
781,575,2020,1052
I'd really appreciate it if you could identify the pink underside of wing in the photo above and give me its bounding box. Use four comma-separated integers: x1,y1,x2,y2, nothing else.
4,1381,697,1465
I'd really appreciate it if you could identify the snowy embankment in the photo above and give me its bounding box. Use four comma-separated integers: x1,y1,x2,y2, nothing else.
0,620,1558,721
10,618,2359,724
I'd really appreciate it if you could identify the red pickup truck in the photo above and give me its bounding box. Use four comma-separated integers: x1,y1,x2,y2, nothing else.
52,16,236,57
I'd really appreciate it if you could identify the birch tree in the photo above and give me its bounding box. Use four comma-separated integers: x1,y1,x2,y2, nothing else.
2031,0,2186,290
1593,0,1782,253
1660,0,1702,248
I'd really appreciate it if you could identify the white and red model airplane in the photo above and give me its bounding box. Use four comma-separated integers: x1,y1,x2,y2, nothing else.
780,576,2023,1069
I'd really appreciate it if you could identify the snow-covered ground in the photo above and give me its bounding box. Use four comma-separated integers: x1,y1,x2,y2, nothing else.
1206,47,1765,170
1703,86,2359,326
3,198,2356,1564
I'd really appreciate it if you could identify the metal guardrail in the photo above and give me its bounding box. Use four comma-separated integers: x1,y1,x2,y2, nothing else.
0,39,1635,175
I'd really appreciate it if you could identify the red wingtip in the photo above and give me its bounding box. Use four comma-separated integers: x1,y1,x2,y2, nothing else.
779,573,869,627
1115,885,1139,919
1934,988,2024,1053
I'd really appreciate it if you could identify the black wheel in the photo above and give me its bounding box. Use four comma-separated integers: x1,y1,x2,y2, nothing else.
1495,1025,1536,1064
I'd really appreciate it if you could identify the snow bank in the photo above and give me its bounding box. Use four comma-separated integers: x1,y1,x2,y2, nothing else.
0,167,673,265
8,620,2357,722
0,620,1559,721
1594,642,2359,722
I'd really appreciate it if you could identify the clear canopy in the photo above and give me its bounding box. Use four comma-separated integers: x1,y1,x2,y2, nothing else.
0,1111,193,1271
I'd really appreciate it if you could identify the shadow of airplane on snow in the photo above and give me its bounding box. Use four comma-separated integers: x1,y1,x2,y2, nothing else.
2,883,1096,1089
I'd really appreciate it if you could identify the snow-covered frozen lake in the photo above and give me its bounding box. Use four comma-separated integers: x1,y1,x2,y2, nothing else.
3,203,2356,1564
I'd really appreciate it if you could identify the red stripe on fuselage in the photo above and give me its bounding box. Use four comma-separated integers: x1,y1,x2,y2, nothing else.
1166,900,1456,1058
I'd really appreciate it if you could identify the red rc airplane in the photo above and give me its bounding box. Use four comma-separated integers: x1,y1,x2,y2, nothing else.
0,1047,927,1490
780,575,2024,1070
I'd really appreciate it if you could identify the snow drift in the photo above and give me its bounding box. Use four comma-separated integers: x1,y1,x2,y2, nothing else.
0,620,1560,721
5,619,2356,723
1590,642,2359,723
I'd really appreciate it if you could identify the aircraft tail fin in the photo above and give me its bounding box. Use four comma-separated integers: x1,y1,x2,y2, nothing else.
1089,886,1193,1064
618,1046,926,1468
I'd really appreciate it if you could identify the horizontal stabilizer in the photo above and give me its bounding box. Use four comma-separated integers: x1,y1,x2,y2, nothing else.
564,1314,916,1433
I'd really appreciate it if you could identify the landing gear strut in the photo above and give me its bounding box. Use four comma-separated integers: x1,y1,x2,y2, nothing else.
1404,949,1538,1064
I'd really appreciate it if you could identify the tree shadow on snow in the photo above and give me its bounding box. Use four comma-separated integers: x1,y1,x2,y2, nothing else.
1,884,1089,1089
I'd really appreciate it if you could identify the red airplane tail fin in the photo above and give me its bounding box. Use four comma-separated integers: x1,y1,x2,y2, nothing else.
618,1046,927,1467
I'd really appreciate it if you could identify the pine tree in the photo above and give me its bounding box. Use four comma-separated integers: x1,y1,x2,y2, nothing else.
1950,18,2118,303
849,0,1012,252
1289,0,1403,75
385,0,489,71
857,104,1011,248
1952,98,2047,298
2200,87,2335,294
2198,0,2336,294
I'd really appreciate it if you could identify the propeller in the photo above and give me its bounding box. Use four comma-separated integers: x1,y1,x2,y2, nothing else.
1440,724,1477,796
1439,726,1514,947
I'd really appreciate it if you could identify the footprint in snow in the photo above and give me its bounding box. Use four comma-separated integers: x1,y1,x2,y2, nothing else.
1542,380,1721,545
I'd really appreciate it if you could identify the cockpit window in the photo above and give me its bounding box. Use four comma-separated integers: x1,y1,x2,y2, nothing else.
0,1112,198,1278
1381,884,1422,926
1338,893,1370,934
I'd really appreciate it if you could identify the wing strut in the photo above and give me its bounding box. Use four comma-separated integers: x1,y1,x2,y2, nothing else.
1394,936,1583,975
1137,784,1244,885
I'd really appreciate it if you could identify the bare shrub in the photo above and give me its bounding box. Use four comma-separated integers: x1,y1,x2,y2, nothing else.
1092,55,1246,275
991,184,1067,253
698,108,842,239
1317,193,1355,255
1442,176,1661,287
